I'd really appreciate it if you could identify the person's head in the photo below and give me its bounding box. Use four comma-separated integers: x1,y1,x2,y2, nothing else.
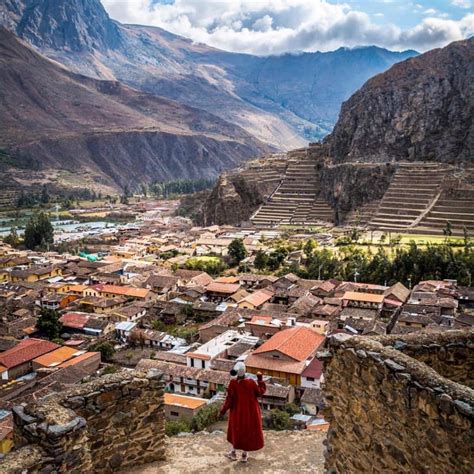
230,361,246,379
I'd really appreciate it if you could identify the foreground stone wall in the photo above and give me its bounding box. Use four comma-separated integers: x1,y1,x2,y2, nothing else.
320,330,474,473
375,331,474,388
0,370,165,474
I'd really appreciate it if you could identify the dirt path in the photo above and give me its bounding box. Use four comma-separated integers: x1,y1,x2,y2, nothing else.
124,430,326,474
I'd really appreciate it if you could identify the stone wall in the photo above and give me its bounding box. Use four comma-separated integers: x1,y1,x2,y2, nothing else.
0,369,165,474
319,330,474,473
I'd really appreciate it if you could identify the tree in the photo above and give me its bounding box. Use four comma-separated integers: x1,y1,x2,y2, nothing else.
254,250,268,271
443,221,453,242
303,239,316,258
91,341,115,362
40,185,50,204
24,212,54,250
36,308,62,340
228,238,247,265
3,227,20,247
129,329,146,349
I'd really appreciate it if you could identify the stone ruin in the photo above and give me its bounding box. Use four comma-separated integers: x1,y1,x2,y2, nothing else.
0,370,165,473
319,329,474,473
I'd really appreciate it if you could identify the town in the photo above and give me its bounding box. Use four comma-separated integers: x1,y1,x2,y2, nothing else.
0,200,472,457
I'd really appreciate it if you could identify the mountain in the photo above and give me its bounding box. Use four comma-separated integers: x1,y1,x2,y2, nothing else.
0,28,269,192
193,38,474,228
0,0,418,147
326,37,474,163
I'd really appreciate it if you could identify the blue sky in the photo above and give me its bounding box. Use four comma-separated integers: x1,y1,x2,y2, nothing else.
102,0,474,55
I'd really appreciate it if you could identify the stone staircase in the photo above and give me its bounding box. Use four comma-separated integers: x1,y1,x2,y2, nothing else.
368,163,447,232
414,188,474,235
251,150,333,228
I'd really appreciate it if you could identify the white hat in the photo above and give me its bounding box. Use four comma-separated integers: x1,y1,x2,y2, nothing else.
234,361,246,377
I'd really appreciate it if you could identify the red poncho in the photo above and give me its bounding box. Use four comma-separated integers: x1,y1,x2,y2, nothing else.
220,377,266,452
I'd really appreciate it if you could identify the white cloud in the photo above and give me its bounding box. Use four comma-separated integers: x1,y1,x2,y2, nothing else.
452,0,472,8
101,0,474,55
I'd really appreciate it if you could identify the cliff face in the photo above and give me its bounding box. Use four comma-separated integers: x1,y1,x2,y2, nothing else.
201,175,267,226
327,38,474,164
316,162,396,224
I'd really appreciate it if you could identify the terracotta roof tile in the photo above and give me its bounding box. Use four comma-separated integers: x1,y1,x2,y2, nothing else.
253,327,325,361
0,338,59,369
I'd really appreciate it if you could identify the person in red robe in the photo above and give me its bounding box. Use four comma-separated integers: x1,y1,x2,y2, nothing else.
220,361,266,463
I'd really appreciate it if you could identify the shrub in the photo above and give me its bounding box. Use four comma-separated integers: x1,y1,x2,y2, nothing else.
268,409,291,430
190,402,222,432
166,420,191,437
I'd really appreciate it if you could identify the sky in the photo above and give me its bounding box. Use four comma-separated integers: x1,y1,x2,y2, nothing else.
101,0,474,55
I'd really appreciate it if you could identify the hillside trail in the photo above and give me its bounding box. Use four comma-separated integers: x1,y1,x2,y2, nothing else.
124,430,326,474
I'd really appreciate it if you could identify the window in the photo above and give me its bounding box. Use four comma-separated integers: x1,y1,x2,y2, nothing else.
306,377,315,382
170,411,179,417
272,354,280,359
190,358,195,367
201,360,205,369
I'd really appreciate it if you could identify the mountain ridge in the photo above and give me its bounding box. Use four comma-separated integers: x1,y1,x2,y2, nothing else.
0,0,418,146
0,28,269,191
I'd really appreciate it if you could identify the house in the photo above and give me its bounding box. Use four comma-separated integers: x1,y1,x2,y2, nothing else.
0,338,59,380
84,284,156,302
36,293,78,311
141,330,186,350
205,282,240,302
245,315,283,338
198,309,244,343
164,393,207,421
59,351,101,374
340,307,378,322
115,321,137,341
301,388,324,416
238,289,273,310
342,291,384,310
245,326,325,386
186,330,258,370
384,282,410,304
79,296,127,314
301,357,323,389
145,275,181,294
60,312,113,337
260,383,296,411
32,346,82,370
112,304,147,322
137,359,230,397
60,312,91,333
10,265,62,283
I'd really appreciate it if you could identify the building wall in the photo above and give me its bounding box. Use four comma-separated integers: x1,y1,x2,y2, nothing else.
320,330,474,473
0,370,165,473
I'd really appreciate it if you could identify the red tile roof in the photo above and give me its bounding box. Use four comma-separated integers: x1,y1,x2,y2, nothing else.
206,282,240,294
60,312,90,329
302,357,323,379
0,338,59,369
239,289,273,307
252,326,325,361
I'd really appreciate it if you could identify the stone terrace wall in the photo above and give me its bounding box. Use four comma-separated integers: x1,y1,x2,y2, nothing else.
0,370,165,474
319,330,474,474
375,331,474,388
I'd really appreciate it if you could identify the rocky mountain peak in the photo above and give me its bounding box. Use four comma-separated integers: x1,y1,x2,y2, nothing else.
325,37,474,164
2,0,123,52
